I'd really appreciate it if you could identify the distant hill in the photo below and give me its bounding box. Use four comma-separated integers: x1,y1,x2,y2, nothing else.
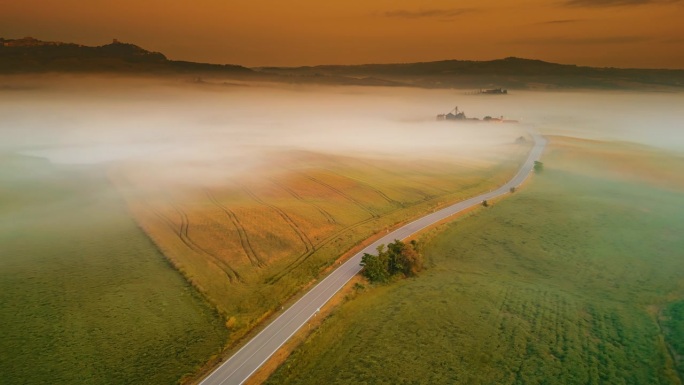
2,37,683,90
257,57,684,90
0,37,253,75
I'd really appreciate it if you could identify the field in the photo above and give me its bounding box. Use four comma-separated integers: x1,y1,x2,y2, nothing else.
112,142,531,346
266,137,684,385
663,301,684,379
0,154,228,385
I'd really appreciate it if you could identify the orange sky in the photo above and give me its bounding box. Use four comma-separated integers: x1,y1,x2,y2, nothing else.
2,0,683,68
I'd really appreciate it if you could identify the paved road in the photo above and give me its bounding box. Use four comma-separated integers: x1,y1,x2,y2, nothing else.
199,133,547,385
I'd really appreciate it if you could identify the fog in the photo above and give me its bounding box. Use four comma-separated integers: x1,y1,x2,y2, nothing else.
1,76,683,186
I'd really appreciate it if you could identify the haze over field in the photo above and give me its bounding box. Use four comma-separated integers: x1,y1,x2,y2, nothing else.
2,78,683,169
1,79,683,229
3,0,684,383
2,77,683,384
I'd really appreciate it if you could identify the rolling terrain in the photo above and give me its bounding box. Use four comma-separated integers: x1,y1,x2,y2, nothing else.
3,37,683,90
266,137,684,385
111,145,532,350
0,154,228,385
0,37,252,75
198,133,545,385
257,57,684,90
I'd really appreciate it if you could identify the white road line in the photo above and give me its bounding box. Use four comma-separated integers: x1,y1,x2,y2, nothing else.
199,133,547,385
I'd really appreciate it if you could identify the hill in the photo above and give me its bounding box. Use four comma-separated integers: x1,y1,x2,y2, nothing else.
2,37,684,90
257,57,684,90
0,37,252,75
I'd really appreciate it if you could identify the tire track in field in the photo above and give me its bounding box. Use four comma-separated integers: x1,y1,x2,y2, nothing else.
149,204,241,283
205,189,265,268
265,179,488,283
372,168,455,196
266,177,437,284
403,185,443,202
326,171,447,204
241,186,315,254
264,213,378,284
299,172,379,219
267,163,521,283
164,201,242,283
269,178,337,224
335,160,456,196
322,168,402,206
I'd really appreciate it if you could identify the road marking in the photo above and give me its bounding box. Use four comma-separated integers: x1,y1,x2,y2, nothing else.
199,133,546,385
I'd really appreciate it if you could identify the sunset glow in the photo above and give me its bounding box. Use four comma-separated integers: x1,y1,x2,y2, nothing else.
3,0,684,68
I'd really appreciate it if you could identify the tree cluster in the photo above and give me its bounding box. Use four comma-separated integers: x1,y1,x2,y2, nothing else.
360,240,424,283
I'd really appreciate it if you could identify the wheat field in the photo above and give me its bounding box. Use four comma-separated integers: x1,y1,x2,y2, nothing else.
111,143,531,344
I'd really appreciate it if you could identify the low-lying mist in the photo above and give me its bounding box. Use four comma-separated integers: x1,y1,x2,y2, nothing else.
1,76,683,188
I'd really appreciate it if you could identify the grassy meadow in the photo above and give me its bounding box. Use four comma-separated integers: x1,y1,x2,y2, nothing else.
266,137,684,385
0,154,228,385
112,143,531,345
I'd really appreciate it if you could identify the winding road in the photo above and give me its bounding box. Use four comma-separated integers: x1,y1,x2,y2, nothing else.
199,133,547,385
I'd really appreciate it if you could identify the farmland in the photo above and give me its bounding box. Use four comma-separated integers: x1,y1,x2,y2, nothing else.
266,137,684,385
0,154,228,385
112,142,531,345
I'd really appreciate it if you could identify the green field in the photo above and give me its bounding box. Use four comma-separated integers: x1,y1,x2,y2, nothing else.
0,154,228,385
663,301,684,380
266,138,684,385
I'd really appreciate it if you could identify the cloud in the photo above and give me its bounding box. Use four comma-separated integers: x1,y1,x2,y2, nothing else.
563,0,680,6
382,8,476,19
536,19,583,25
661,37,684,43
507,35,653,45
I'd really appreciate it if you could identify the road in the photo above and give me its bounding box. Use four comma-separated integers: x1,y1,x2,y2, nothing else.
199,133,547,385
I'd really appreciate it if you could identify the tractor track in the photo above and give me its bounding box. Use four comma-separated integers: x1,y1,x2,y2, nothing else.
269,178,337,224
241,186,315,254
164,201,242,283
265,174,508,284
264,184,459,284
322,168,402,206
299,173,379,218
263,213,379,284
204,189,264,268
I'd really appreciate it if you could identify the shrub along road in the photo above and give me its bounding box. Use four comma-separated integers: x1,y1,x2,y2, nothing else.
199,133,547,385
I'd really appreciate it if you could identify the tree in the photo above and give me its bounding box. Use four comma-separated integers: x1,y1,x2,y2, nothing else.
534,161,544,173
387,241,405,276
398,241,423,276
360,240,424,283
360,253,389,283
482,200,489,207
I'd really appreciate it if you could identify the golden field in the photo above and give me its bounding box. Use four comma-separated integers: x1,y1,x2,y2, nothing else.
110,142,532,346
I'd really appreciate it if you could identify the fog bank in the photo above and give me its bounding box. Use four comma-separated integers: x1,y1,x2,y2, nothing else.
1,77,682,174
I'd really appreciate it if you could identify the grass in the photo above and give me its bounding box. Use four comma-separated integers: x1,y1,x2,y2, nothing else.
0,154,228,385
111,143,531,345
663,301,684,379
265,137,684,385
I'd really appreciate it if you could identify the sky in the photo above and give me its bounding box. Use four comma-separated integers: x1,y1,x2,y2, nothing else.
2,0,684,68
